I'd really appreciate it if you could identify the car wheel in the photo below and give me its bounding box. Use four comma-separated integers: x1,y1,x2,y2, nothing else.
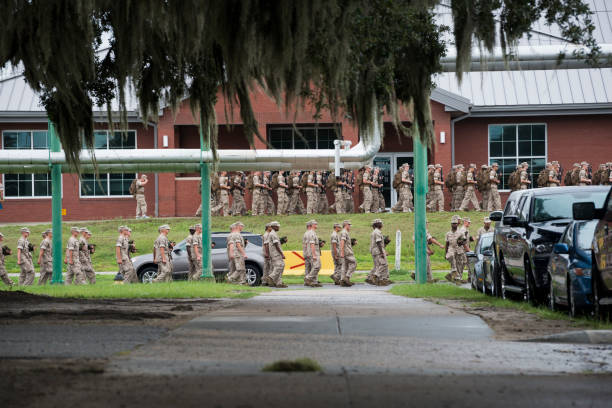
491,259,501,298
568,277,579,318
245,263,262,287
548,275,556,312
140,266,158,283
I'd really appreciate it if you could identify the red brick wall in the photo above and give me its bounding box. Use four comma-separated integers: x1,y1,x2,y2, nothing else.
0,123,155,223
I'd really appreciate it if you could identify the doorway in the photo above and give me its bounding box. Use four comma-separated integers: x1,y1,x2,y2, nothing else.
373,153,414,208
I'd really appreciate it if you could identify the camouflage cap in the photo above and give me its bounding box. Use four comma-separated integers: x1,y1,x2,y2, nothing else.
463,217,471,223
581,161,589,166
264,223,271,228
70,227,79,233
333,223,341,228
85,229,92,235
194,224,202,229
521,162,529,167
79,227,87,232
41,231,47,238
236,222,245,227
158,224,171,232
481,164,488,168
372,218,383,225
127,227,132,233
343,220,352,226
427,164,435,169
305,220,312,227
229,222,237,229
270,221,280,227
552,161,559,165
435,164,442,169
573,163,580,167
20,227,30,234
469,163,476,168
484,217,491,223
309,219,318,225
451,215,461,224
44,229,52,234
118,225,126,232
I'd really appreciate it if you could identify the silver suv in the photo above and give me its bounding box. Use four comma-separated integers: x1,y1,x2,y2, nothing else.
130,232,266,286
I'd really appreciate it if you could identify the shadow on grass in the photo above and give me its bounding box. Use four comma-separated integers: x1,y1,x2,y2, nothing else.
262,358,322,373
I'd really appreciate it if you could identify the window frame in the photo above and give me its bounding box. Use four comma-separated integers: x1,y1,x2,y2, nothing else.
78,129,138,199
488,123,548,192
267,124,341,150
1,130,53,199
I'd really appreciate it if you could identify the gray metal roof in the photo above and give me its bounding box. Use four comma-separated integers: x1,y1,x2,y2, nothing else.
434,0,612,111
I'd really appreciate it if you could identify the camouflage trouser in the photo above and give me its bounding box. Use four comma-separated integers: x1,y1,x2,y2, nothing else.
372,253,389,281
334,189,345,213
215,190,230,216
428,187,444,211
264,192,276,215
232,190,247,216
81,260,96,284
306,190,318,214
38,262,53,285
18,259,35,286
362,187,372,213
122,260,138,283
452,186,465,211
190,258,202,281
393,186,412,212
331,255,342,282
153,261,173,283
65,261,85,285
446,252,465,281
135,194,147,217
487,186,502,211
377,191,385,211
481,189,489,213
426,253,433,282
304,256,321,283
268,255,285,286
262,256,271,283
459,186,481,211
370,189,379,212
318,192,329,214
276,190,289,215
340,253,357,282
227,256,246,284
344,191,354,213
251,189,262,215
0,264,13,286
195,203,202,217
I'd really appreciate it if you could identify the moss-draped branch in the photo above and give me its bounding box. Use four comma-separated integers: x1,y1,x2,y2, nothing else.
0,0,598,167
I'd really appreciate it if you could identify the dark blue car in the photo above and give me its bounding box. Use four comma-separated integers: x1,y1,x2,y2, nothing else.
547,219,598,317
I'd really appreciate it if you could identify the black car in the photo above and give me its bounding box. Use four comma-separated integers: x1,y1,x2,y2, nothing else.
466,232,497,295
489,186,609,304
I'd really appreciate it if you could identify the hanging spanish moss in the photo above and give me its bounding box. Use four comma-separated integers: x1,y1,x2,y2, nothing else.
0,0,599,167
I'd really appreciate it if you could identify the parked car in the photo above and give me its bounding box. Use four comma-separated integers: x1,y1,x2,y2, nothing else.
548,219,598,317
466,232,496,295
489,186,609,304
131,232,266,286
572,186,612,321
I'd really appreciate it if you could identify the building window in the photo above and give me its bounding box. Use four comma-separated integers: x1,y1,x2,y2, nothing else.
2,131,52,198
268,125,340,149
79,130,136,197
489,124,546,190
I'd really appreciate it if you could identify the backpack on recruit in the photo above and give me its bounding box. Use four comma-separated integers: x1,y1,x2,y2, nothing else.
211,173,220,193
445,169,456,191
245,174,254,191
508,170,520,191
537,169,549,187
300,172,309,188
355,168,364,190
270,172,279,189
564,170,574,186
326,174,337,190
129,179,137,196
571,169,580,185
393,171,403,190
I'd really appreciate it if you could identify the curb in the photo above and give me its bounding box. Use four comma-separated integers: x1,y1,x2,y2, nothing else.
521,330,612,345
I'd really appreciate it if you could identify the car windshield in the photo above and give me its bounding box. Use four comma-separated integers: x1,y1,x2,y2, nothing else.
576,222,597,250
532,191,608,222
479,234,493,252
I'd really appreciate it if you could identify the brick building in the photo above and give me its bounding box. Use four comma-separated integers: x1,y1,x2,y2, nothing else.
1,1,611,222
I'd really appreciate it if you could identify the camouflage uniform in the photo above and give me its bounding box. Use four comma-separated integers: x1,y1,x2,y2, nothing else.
343,173,355,213
231,174,247,216
153,233,173,283
215,175,231,216
445,228,464,281
263,173,276,215
369,225,389,282
304,228,321,285
226,231,246,284
79,234,96,284
251,174,264,215
0,235,14,286
340,227,356,283
276,173,289,215
330,228,342,283
118,234,137,283
191,232,202,280
459,168,481,211
487,167,502,211
429,167,445,212
452,166,465,211
480,166,490,211
306,173,318,214
267,227,285,287
65,235,85,285
135,180,147,218
288,173,306,215
370,172,380,212
17,236,35,285
317,173,329,214
393,168,413,212
520,169,529,190
38,237,53,285
262,228,271,284
361,170,373,213
334,178,345,214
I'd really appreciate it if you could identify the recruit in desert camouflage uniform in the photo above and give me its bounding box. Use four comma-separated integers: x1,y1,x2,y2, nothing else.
37,229,53,285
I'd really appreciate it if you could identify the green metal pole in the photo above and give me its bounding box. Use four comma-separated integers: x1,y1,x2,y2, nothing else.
49,120,64,284
413,122,428,284
199,124,213,279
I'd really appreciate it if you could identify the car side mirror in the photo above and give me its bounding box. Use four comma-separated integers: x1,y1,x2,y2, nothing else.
572,202,595,220
503,215,519,226
553,243,569,254
489,211,503,222
482,249,493,257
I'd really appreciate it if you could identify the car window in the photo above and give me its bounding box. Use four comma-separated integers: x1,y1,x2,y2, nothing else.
244,235,263,247
503,198,518,217
518,195,531,222
479,235,494,253
563,225,573,246
212,236,227,249
532,191,608,222
576,222,597,250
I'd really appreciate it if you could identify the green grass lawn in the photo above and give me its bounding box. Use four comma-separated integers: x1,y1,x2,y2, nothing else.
2,274,269,299
0,211,484,274
390,283,612,329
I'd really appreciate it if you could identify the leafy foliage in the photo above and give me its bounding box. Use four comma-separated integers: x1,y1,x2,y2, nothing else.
0,0,599,167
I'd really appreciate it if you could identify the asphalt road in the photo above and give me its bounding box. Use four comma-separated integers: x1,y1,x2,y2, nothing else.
2,284,612,407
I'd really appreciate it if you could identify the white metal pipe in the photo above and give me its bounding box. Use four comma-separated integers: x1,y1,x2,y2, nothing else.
441,44,612,72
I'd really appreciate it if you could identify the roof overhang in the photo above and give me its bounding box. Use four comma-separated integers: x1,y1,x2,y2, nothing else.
0,110,143,123
469,103,612,117
430,87,471,113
